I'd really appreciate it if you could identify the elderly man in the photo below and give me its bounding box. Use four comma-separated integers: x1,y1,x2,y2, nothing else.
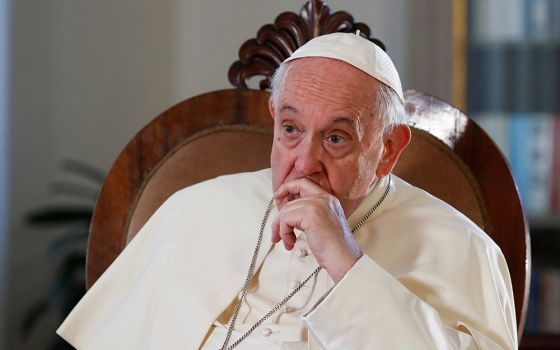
57,33,517,349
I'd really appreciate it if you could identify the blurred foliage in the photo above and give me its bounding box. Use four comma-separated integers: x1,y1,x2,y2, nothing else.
21,160,105,350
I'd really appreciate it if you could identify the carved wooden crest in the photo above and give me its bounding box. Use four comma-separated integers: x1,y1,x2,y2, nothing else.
229,0,385,90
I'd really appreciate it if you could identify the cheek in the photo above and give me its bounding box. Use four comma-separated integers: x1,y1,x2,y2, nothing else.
270,137,288,168
345,145,383,199
270,140,293,191
345,156,372,198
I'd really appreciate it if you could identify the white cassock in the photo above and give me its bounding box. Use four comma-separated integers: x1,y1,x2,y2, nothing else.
57,169,517,349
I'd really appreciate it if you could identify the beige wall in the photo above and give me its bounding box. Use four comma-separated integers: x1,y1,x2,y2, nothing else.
0,0,9,347
5,1,452,348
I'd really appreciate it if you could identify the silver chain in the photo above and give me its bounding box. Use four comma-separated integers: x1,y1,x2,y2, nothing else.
220,175,392,350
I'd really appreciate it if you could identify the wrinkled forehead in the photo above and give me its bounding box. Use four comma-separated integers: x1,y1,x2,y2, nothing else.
279,57,381,110
285,56,379,83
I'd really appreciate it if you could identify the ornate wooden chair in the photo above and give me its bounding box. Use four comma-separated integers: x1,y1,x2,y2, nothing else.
86,0,529,338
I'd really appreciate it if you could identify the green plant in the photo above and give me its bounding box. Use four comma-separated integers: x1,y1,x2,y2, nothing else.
21,159,105,350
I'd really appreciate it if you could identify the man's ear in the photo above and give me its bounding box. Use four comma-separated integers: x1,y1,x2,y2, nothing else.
375,124,411,177
268,98,276,120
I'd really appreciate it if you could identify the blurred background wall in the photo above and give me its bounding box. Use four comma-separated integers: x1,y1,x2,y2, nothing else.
2,1,452,349
0,0,9,347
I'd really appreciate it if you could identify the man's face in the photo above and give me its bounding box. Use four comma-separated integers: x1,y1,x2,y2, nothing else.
270,57,387,216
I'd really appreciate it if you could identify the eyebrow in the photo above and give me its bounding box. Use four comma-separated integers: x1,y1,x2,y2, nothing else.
332,117,363,139
279,104,298,113
280,105,356,122
279,104,359,130
331,117,359,129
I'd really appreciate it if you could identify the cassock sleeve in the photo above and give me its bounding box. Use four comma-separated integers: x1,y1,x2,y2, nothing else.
56,170,276,350
301,231,517,349
56,192,181,349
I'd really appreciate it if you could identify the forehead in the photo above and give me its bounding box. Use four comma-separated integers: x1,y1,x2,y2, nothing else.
278,57,380,117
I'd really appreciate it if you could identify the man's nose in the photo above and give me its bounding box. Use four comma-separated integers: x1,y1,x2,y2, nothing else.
294,137,323,177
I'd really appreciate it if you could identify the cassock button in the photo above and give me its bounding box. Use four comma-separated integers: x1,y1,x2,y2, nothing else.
261,327,272,337
296,248,308,258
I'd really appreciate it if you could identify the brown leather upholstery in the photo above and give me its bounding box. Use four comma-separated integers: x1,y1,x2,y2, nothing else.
127,126,273,242
395,128,487,230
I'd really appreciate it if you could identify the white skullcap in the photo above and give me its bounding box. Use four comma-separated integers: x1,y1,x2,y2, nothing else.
284,32,404,103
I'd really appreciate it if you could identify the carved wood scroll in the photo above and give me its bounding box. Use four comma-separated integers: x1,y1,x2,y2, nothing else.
229,0,385,90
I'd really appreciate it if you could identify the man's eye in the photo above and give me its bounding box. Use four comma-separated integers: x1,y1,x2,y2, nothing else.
283,125,295,134
327,135,345,144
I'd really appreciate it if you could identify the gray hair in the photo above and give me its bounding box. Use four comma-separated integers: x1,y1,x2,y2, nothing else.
269,61,406,136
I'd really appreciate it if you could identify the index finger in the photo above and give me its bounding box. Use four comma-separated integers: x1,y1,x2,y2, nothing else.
275,177,327,202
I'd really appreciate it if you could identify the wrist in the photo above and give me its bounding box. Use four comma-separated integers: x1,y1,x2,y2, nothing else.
325,250,362,284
